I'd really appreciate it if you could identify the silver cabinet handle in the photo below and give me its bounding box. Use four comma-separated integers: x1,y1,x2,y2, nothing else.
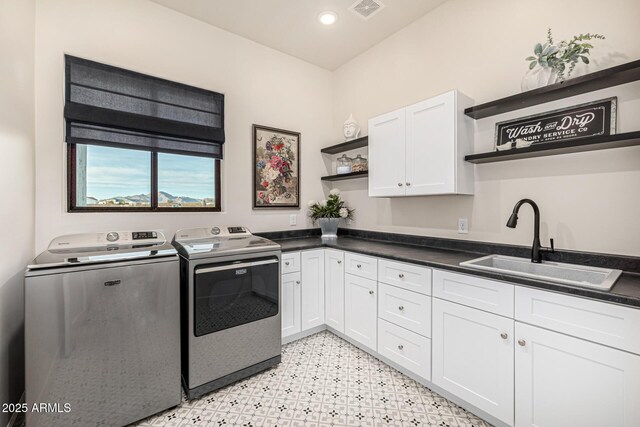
285,261,290,266
398,344,404,350
518,339,526,347
369,290,374,295
398,273,404,279
406,182,411,186
500,333,508,340
398,306,404,311
337,260,342,264
357,264,362,268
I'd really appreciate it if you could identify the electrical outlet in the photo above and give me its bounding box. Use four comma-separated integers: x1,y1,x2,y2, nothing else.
458,218,469,234
289,214,297,226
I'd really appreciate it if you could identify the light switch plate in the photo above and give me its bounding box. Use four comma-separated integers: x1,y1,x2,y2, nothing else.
458,218,469,234
289,214,297,226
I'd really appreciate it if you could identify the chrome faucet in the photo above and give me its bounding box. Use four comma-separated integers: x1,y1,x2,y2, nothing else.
506,199,554,263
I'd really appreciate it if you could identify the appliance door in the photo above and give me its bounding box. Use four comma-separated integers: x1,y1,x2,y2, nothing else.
194,257,279,336
25,258,180,427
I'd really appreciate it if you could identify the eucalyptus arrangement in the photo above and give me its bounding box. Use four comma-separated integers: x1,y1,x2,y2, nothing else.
526,28,605,81
307,189,354,223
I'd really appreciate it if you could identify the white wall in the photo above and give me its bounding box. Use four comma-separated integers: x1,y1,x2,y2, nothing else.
332,0,640,256
34,0,334,252
0,0,35,422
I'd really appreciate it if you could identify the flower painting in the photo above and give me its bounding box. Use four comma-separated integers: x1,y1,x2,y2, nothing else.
253,125,300,208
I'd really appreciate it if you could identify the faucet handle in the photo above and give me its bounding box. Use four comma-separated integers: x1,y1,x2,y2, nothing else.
549,238,555,253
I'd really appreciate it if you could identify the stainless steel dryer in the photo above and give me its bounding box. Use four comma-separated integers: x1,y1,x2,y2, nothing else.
25,231,181,427
173,226,281,399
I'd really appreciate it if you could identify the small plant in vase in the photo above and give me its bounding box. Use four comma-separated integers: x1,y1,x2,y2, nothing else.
522,28,605,91
308,189,354,239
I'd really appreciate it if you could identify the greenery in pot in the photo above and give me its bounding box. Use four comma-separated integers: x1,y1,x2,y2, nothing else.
307,189,354,223
526,28,605,81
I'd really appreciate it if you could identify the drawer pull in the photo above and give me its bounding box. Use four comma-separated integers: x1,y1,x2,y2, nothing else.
337,260,342,264
406,182,411,186
285,261,290,266
398,273,404,279
369,290,374,295
398,305,405,311
296,280,301,285
397,183,403,187
397,344,404,350
500,333,508,340
518,339,526,347
357,264,362,268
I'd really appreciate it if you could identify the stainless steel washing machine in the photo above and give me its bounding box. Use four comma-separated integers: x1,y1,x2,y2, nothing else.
173,226,281,399
25,231,181,427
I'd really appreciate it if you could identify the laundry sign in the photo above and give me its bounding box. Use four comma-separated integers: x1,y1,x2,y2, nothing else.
494,97,617,150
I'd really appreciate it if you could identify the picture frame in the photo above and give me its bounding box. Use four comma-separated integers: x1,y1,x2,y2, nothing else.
252,124,301,209
494,97,617,151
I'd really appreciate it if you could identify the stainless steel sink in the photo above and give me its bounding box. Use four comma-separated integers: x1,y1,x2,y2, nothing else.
459,254,622,291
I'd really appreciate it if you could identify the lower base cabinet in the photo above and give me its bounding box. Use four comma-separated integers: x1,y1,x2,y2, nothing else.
344,273,377,351
378,318,431,380
281,271,301,338
515,322,640,427
432,298,514,426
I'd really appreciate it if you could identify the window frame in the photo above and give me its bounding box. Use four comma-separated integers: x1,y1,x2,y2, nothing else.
67,144,221,212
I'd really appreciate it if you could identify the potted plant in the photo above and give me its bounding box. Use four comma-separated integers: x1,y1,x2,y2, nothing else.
522,28,605,91
307,189,354,238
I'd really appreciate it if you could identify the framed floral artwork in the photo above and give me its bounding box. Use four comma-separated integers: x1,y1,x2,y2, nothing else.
253,124,300,209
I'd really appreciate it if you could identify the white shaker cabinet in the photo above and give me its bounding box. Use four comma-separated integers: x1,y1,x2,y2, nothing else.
344,273,378,351
515,322,640,427
324,249,345,333
432,298,514,426
368,90,474,197
301,250,325,330
281,271,301,338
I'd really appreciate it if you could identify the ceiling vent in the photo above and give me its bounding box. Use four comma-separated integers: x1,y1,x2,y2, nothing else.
349,0,385,20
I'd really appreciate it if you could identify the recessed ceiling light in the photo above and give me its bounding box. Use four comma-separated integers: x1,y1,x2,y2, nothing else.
318,11,338,25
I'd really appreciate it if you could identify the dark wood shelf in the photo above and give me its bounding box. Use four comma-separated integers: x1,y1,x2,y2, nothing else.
465,131,640,164
320,136,368,154
464,60,640,119
320,171,368,181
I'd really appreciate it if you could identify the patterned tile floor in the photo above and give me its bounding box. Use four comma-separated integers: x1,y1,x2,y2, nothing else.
134,331,491,427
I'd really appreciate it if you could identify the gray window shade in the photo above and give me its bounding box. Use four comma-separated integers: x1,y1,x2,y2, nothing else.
64,55,224,158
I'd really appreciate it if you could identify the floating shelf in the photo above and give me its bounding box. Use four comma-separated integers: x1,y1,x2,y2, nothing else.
464,60,640,120
320,136,368,154
464,131,640,164
320,171,368,181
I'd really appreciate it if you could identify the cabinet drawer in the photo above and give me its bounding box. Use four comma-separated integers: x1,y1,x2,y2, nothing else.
378,283,431,337
433,270,514,317
378,318,431,380
345,252,378,281
515,286,640,355
378,259,431,295
281,251,301,274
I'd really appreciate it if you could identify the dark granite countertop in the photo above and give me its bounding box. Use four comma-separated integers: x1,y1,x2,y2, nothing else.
273,236,640,309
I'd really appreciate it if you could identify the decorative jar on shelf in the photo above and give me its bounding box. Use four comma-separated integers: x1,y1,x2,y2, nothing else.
351,154,368,172
336,154,353,175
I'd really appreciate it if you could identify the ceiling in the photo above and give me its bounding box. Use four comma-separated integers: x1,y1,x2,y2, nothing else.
148,0,447,70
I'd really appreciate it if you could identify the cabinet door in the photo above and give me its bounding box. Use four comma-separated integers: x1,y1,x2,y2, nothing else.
344,274,377,351
301,250,325,330
515,322,640,427
432,298,514,426
405,91,455,195
281,272,301,338
368,108,406,197
325,249,345,333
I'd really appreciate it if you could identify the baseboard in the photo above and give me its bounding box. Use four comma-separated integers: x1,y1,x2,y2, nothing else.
281,324,327,345
6,392,24,427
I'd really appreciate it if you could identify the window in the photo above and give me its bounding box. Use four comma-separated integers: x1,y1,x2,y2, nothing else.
69,145,220,211
64,55,225,212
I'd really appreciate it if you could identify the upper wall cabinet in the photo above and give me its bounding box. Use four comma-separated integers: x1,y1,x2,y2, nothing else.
368,90,474,197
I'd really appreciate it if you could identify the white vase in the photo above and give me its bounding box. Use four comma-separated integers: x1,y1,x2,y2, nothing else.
521,66,559,92
318,218,340,239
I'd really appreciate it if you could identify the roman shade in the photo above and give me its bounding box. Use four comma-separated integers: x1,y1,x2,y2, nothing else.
64,55,225,158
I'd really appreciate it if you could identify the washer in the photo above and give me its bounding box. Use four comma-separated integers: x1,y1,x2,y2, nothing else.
25,231,181,427
173,226,281,399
